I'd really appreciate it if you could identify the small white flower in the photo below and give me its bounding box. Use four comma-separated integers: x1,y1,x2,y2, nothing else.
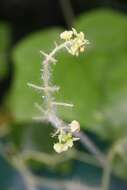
60,31,73,40
53,143,68,153
69,120,80,133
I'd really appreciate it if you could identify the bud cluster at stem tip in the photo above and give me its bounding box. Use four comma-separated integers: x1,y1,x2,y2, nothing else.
60,28,89,56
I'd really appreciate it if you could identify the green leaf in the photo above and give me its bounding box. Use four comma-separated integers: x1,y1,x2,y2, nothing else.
0,23,11,79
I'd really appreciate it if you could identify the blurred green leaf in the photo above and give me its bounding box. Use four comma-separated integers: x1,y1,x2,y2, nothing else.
0,23,11,79
10,122,54,153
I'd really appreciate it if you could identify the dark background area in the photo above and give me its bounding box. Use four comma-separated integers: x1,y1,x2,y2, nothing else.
0,0,127,43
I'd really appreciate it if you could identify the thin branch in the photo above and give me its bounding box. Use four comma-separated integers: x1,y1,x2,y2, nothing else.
12,156,38,190
73,149,102,168
75,131,106,166
21,150,75,167
21,149,101,168
40,50,57,64
101,149,114,190
34,103,44,113
52,101,74,107
27,83,45,90
28,83,59,92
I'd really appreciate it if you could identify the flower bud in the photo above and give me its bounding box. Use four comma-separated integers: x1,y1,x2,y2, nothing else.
53,143,68,153
69,120,80,133
60,31,73,40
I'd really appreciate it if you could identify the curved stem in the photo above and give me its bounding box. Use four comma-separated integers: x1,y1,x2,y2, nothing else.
34,39,106,166
21,150,73,166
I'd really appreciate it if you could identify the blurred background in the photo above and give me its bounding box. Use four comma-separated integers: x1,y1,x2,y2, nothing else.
0,0,127,190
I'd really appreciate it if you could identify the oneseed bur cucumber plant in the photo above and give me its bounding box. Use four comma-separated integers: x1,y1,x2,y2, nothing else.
28,28,104,155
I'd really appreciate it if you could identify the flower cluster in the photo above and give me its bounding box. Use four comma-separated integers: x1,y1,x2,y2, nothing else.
60,28,89,56
53,120,80,153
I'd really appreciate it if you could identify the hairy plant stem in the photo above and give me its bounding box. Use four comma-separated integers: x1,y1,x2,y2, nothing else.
42,42,69,115
39,41,106,167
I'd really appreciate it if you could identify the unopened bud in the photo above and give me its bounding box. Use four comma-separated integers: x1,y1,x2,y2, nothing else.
69,120,80,133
